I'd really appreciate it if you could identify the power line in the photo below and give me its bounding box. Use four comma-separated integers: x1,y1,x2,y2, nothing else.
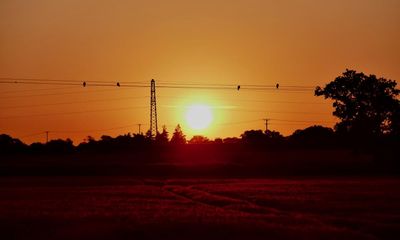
0,86,76,95
151,80,316,89
216,119,262,126
0,106,147,119
53,124,146,134
0,87,133,100
1,77,314,88
225,108,329,115
203,118,336,129
164,104,331,115
0,105,332,119
0,95,148,110
155,85,313,92
270,118,336,123
0,77,147,84
227,118,335,125
0,78,316,92
269,122,335,126
0,81,81,86
156,95,327,105
1,94,327,109
0,78,334,135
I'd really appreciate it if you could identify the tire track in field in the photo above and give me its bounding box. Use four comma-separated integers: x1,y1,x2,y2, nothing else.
161,184,378,240
162,184,289,215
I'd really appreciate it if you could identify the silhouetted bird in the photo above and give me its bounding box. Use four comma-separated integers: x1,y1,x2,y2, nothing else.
117,82,120,87
237,85,240,91
276,83,279,89
83,81,86,87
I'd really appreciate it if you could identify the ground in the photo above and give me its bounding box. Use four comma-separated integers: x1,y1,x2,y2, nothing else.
1,177,399,239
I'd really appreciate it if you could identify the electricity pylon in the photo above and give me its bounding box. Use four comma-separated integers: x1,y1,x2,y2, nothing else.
149,79,158,139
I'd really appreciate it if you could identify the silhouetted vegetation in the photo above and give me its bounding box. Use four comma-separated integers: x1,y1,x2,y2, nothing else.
188,135,211,144
315,69,400,139
0,124,398,176
45,139,74,154
290,125,336,148
241,129,285,147
77,133,151,153
0,134,27,154
1,70,399,176
170,124,186,144
155,125,169,144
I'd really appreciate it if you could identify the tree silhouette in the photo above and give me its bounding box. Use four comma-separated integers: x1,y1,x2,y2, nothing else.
290,125,335,147
188,135,210,144
170,124,186,144
85,136,96,143
315,69,400,137
241,130,266,144
145,129,153,139
156,125,169,144
240,129,285,146
265,130,284,140
222,137,240,144
46,139,74,153
0,134,26,153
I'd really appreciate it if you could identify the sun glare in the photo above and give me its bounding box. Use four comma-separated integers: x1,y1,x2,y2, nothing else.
185,104,213,130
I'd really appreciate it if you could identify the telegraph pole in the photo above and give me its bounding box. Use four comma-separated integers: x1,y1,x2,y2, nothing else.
137,123,143,135
45,131,49,143
263,118,269,132
149,79,158,139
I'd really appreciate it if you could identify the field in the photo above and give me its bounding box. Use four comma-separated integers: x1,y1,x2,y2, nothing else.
1,177,399,240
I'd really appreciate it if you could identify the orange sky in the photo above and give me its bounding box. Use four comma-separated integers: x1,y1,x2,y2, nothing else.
0,0,399,144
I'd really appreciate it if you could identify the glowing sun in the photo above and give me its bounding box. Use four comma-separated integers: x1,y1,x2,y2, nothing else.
185,104,213,130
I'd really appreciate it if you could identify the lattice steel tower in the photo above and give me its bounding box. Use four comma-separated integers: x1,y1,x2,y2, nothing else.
149,79,158,138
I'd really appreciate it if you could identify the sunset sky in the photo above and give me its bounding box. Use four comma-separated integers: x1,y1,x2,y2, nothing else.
1,0,399,144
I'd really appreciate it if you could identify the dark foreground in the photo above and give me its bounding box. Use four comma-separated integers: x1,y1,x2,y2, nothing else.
1,177,399,240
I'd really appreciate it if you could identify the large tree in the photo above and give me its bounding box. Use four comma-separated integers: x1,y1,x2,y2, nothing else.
170,124,186,144
315,69,399,137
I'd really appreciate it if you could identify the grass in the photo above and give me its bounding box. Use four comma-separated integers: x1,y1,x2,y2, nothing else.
0,177,399,239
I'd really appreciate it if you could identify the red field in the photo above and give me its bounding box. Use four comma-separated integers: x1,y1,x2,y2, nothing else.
1,177,399,239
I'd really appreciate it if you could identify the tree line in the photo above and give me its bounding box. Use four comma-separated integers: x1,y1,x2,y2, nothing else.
1,69,399,155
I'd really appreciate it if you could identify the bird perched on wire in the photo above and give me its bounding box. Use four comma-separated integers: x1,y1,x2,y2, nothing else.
83,81,86,87
237,85,240,91
117,82,120,87
276,83,279,89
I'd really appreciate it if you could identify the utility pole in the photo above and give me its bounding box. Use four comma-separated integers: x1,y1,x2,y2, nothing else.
149,79,158,139
263,118,269,132
45,131,49,143
137,123,143,135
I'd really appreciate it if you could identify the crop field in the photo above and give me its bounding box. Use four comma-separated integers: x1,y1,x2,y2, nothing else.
1,177,399,239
